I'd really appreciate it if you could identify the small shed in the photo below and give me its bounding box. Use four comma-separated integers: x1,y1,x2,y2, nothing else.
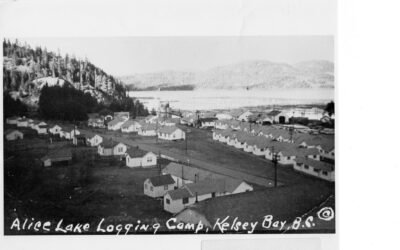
5,129,24,141
41,148,72,167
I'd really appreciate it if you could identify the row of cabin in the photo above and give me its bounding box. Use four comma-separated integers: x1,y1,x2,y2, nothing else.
99,114,186,141
47,123,158,168
182,107,333,128
142,162,253,213
212,129,335,182
96,139,158,168
87,112,130,128
213,126,335,159
6,116,49,135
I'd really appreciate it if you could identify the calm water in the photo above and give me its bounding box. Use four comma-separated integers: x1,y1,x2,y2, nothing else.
129,89,334,111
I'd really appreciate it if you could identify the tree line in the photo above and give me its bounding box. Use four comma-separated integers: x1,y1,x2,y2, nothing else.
38,85,149,121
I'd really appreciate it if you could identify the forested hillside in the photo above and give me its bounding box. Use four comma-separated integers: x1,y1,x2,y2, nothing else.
3,39,148,120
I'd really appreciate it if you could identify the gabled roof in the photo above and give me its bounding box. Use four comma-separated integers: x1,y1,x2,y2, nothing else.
238,110,253,116
200,117,218,123
163,118,181,124
162,162,225,182
126,147,150,158
158,126,183,134
293,134,334,151
49,124,62,128
7,116,20,120
269,142,320,157
5,129,23,135
234,131,253,143
184,180,225,196
100,139,124,148
238,122,252,131
140,123,157,131
248,136,273,149
121,119,140,128
108,117,125,126
268,110,281,117
148,174,175,187
295,157,334,172
167,187,193,200
41,148,72,161
214,129,234,137
167,178,248,200
229,110,244,117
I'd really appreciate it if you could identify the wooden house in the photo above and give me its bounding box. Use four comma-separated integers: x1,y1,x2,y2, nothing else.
158,126,186,141
5,129,23,141
97,139,127,156
125,147,157,168
138,123,157,136
294,157,335,182
121,119,142,133
41,148,72,167
144,174,176,198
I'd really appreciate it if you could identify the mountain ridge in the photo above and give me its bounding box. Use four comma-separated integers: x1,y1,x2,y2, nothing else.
120,60,334,90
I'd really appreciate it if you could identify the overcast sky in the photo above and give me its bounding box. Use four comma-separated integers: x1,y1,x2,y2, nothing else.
17,36,334,76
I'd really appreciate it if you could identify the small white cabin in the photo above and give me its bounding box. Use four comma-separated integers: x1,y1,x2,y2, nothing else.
158,126,186,141
144,174,176,198
5,129,24,141
125,148,157,168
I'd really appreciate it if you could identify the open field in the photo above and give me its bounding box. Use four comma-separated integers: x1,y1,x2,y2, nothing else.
4,139,174,234
83,125,333,188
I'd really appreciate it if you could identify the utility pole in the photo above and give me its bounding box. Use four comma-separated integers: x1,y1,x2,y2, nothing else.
158,150,161,175
271,146,280,188
181,164,184,187
156,120,158,144
185,128,190,156
289,111,295,142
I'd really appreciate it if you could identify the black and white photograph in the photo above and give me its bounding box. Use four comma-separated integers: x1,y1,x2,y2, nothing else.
3,0,400,249
2,35,335,235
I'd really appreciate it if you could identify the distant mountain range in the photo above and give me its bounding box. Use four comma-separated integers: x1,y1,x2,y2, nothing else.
120,60,334,90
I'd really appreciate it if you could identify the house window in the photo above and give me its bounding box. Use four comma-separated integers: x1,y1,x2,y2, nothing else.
322,171,328,176
287,156,291,160
147,157,152,162
164,185,168,190
313,168,320,173
166,199,170,204
182,197,189,204
150,186,153,191
304,165,309,169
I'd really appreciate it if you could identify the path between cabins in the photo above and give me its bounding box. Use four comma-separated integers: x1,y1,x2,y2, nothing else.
82,129,276,187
